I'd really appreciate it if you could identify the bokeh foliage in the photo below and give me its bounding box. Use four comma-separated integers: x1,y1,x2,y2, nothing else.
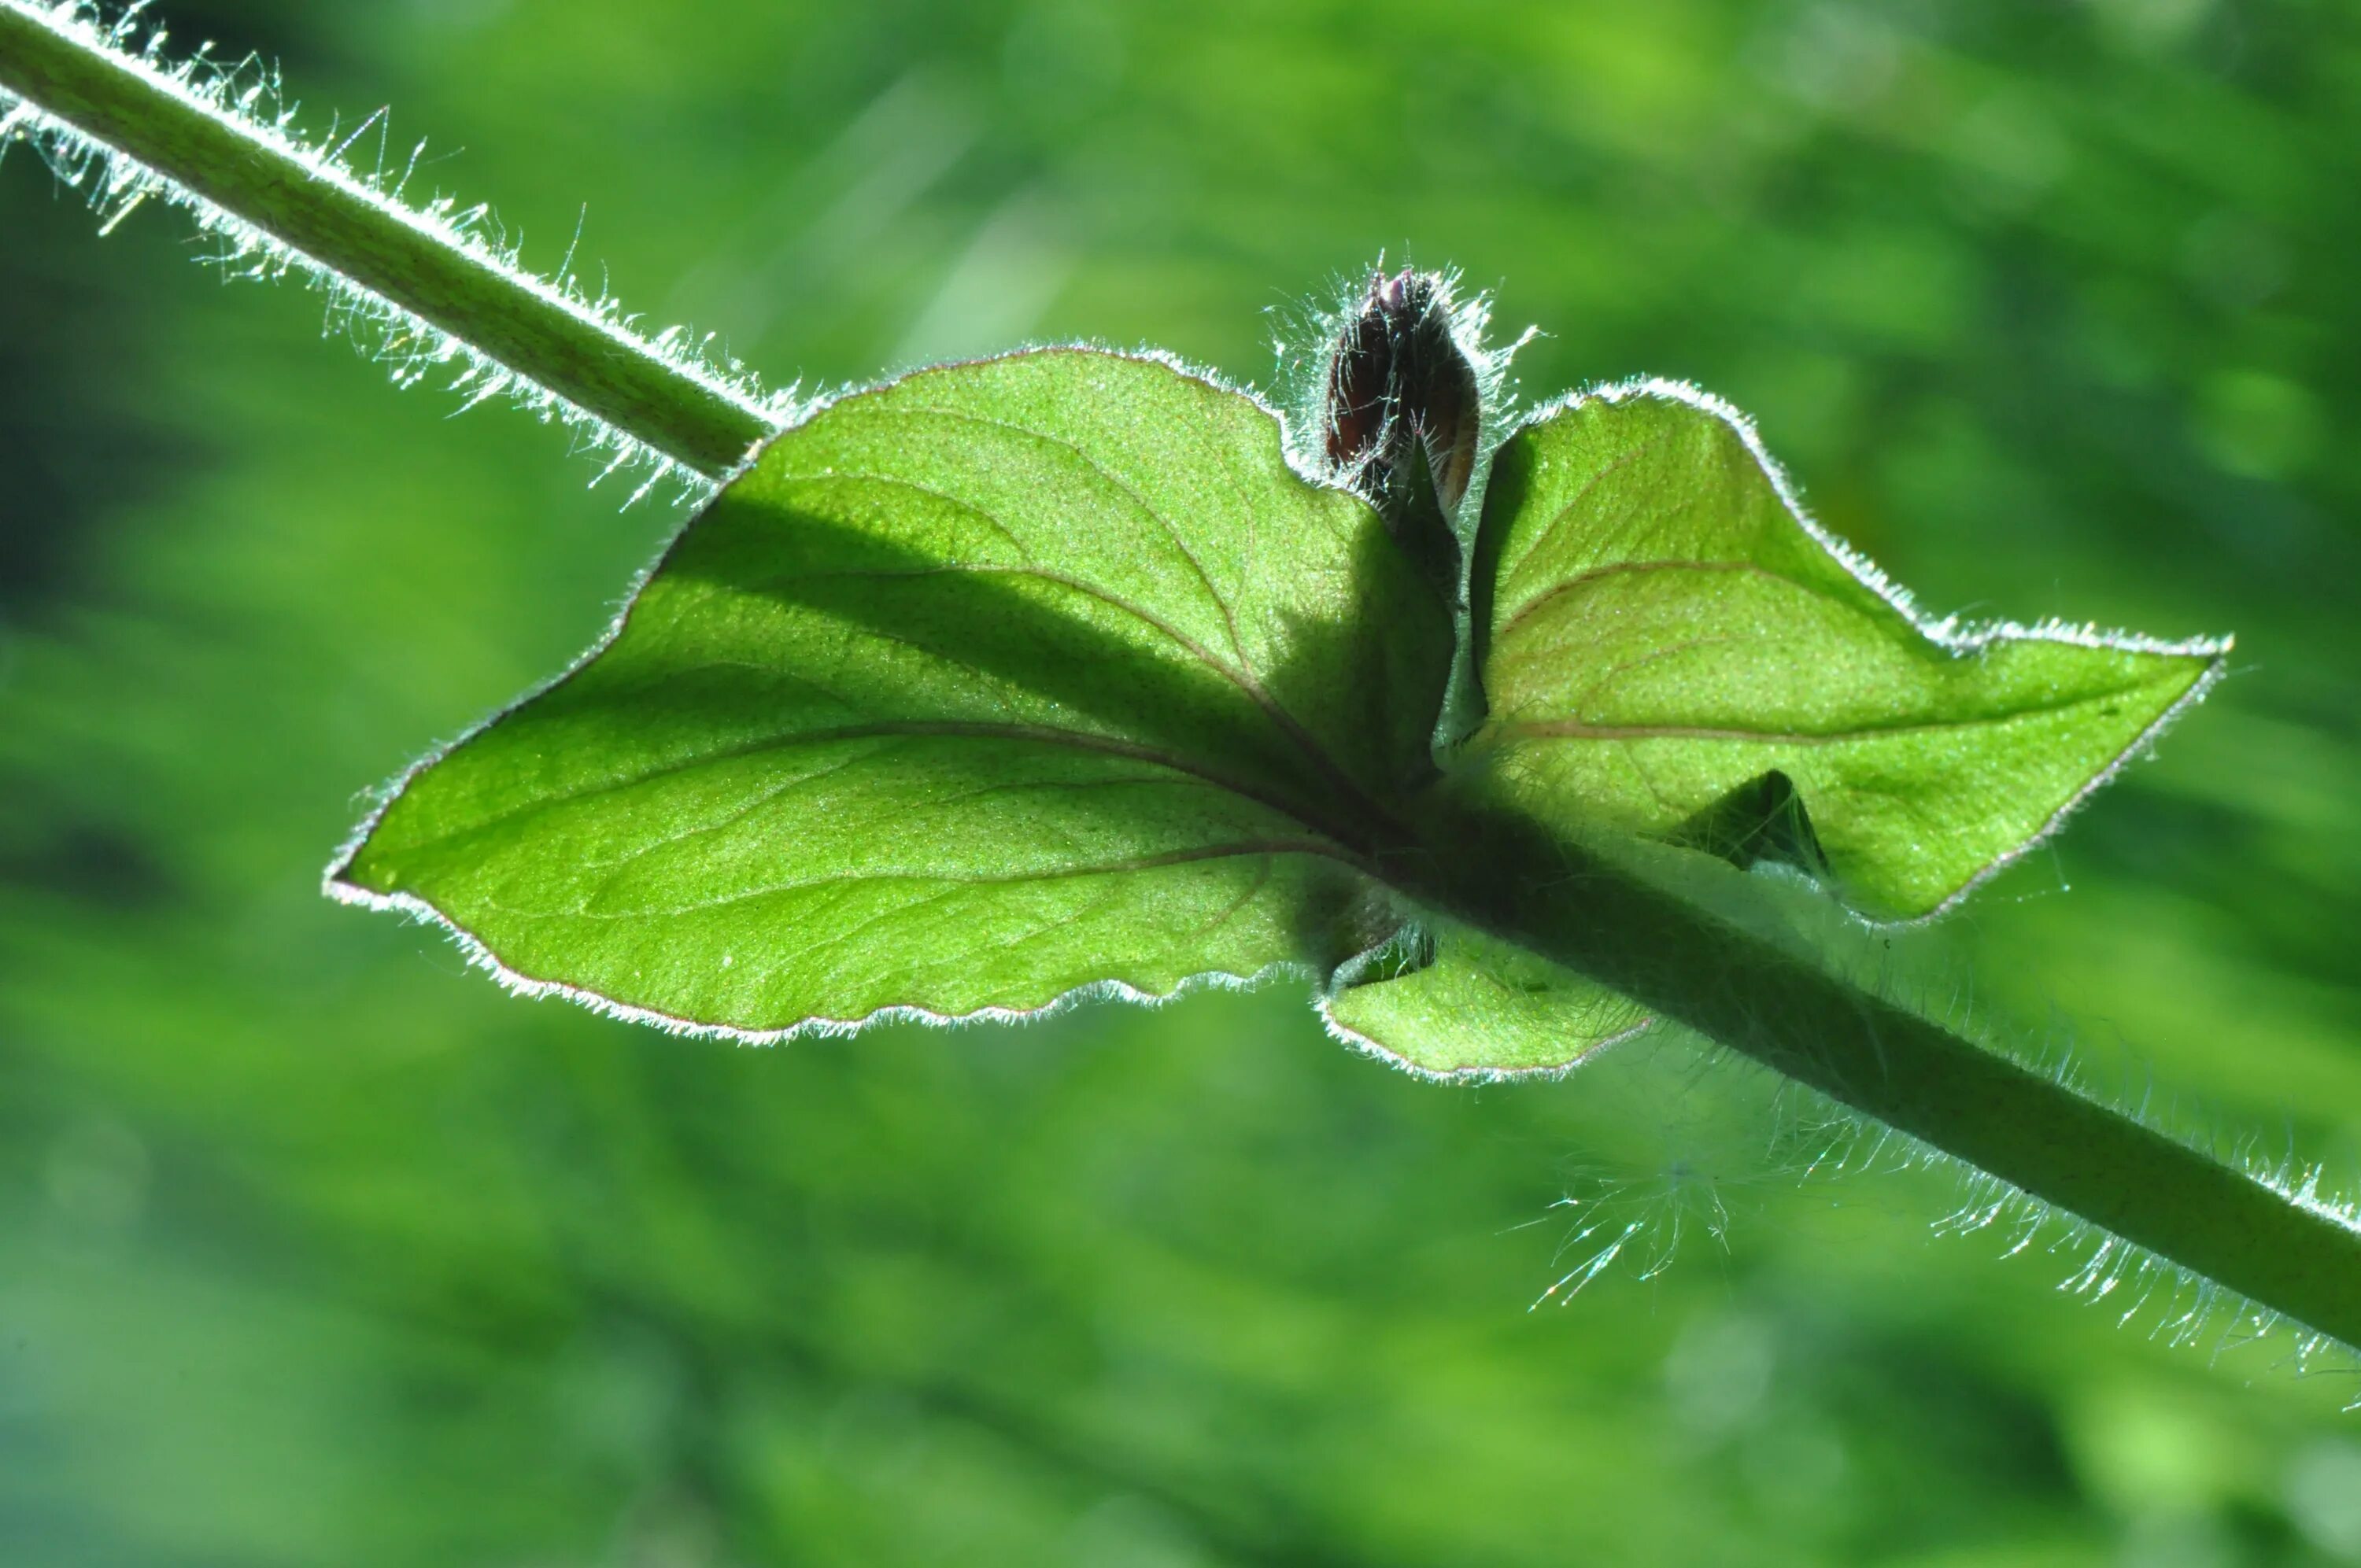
6,1,2361,1562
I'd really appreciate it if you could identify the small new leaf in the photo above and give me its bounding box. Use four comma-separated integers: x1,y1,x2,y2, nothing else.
331,349,1453,1038
1324,919,1651,1080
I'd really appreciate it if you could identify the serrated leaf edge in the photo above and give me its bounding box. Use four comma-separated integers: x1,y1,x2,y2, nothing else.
323,871,1321,1042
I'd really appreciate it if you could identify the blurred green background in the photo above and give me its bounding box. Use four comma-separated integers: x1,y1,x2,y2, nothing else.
6,1,2361,1562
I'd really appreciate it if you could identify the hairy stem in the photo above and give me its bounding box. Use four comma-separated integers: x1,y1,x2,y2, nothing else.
1395,802,2361,1349
9,0,2357,1350
0,0,774,478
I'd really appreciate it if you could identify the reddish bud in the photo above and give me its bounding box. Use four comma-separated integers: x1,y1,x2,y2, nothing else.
1322,267,1481,519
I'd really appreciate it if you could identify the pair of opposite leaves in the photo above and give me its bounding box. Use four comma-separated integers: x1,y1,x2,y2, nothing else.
329,346,2223,1077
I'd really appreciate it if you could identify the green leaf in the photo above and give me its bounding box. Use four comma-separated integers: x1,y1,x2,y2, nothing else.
1323,921,1651,1080
329,349,1453,1037
1462,382,2228,921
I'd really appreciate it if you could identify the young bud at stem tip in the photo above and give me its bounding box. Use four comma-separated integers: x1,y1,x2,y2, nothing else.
1323,267,1483,524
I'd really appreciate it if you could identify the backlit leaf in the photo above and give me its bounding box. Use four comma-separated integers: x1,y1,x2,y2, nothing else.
1461,382,2227,921
331,349,1453,1036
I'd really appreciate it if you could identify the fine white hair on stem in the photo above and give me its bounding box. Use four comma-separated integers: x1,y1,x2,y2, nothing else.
0,0,800,503
1512,898,2361,1396
1806,902,2361,1378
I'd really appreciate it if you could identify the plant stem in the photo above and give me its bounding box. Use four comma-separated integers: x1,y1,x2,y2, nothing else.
0,0,774,478
10,1,2358,1352
1395,801,2361,1349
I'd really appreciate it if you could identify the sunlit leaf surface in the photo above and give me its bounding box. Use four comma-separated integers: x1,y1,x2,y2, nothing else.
334,349,1451,1033
1465,384,2226,921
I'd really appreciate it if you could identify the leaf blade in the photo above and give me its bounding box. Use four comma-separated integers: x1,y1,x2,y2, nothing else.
332,349,1451,1035
1465,382,2226,921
